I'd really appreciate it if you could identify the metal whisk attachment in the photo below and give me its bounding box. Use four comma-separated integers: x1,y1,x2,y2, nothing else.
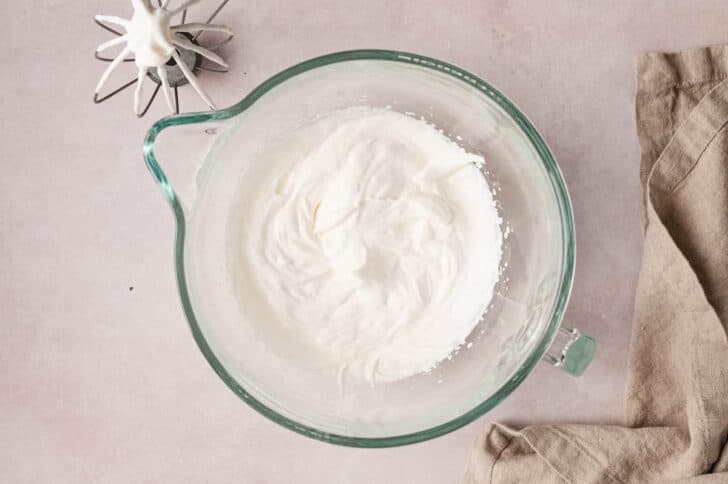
93,0,233,117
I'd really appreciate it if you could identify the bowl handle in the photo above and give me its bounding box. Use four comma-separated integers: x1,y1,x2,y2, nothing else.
542,326,596,377
143,111,230,210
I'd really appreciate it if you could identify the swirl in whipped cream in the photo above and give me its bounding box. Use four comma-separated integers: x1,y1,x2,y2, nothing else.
229,107,502,384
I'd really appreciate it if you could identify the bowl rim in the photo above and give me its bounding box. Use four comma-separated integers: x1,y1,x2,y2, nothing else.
143,49,576,447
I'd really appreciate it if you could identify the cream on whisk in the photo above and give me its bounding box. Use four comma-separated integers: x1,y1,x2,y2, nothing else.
229,107,502,384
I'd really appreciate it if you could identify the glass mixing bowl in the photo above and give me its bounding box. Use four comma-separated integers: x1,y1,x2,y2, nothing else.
143,50,595,447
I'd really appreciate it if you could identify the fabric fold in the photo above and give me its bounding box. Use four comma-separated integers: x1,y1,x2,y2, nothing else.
463,45,728,484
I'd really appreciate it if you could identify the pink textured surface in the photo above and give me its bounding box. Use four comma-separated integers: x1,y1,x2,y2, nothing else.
2,1,726,482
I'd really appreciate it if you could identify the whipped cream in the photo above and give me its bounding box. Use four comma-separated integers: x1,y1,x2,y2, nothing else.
126,5,174,69
229,107,502,384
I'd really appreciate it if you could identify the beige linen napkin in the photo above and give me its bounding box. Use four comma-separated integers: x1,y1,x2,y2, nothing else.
463,45,728,484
